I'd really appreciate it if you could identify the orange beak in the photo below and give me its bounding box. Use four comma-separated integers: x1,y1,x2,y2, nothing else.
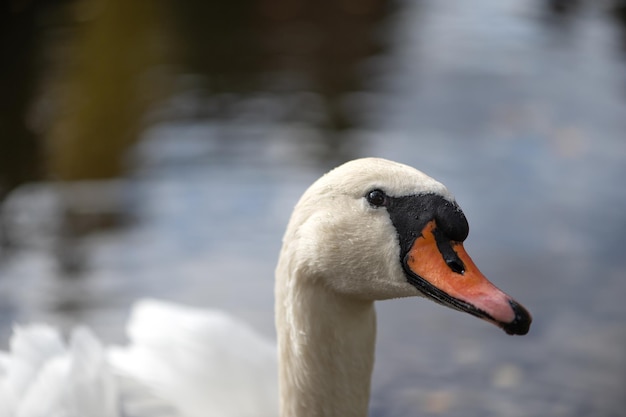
405,221,531,335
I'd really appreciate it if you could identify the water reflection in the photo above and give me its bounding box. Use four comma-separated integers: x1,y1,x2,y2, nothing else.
46,0,171,180
166,0,390,164
610,0,626,61
0,1,44,200
1,0,626,416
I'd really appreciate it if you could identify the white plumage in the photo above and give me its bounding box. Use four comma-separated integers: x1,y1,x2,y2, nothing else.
109,300,277,417
0,325,118,417
1,300,277,417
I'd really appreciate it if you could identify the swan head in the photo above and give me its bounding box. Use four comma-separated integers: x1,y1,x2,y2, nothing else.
278,157,531,335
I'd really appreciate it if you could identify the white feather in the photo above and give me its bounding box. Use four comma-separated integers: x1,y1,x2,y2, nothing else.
0,302,277,417
109,299,277,417
0,325,118,417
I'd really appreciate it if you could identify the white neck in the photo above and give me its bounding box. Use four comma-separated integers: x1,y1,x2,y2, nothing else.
275,267,377,417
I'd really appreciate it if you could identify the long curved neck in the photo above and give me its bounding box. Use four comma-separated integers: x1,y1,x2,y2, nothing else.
275,267,376,417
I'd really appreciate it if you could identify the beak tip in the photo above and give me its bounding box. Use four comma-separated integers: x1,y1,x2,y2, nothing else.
501,299,532,336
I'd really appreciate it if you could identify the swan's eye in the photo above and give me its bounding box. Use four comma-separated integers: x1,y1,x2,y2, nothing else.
366,189,387,207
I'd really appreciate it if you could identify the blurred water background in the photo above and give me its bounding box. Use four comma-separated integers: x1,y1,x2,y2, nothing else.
1,0,625,416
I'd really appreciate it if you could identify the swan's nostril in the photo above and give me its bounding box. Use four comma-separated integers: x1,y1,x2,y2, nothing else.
447,260,465,274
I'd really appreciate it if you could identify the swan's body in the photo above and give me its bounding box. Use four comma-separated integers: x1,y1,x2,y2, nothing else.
1,301,278,417
0,158,531,417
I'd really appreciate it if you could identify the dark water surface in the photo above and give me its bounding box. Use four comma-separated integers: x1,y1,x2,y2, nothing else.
1,1,626,416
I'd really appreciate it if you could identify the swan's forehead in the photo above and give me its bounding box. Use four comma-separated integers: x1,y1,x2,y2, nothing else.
373,166,451,199
322,158,454,201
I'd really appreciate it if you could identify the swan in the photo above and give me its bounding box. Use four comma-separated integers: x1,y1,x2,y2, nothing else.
0,157,531,417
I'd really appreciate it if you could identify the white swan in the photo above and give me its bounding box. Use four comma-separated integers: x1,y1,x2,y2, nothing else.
0,157,531,417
